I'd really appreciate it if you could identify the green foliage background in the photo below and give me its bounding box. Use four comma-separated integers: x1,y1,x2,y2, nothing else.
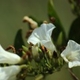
0,0,80,80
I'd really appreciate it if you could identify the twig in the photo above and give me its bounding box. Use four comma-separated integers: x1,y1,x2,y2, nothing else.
6,45,16,53
68,68,80,80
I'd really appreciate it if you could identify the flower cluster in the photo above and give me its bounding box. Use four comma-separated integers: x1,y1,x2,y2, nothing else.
0,45,22,80
1,22,80,80
27,22,80,69
0,45,27,80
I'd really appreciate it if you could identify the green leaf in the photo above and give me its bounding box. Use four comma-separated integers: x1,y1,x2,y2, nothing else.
14,29,25,56
48,0,66,45
68,16,80,43
48,0,62,27
56,32,63,46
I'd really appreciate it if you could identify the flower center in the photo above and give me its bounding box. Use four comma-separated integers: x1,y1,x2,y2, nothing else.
66,51,79,61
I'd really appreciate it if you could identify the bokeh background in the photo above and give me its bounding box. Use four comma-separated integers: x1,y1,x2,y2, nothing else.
0,0,80,80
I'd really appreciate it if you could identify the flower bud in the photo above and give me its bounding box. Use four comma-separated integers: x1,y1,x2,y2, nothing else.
23,16,38,29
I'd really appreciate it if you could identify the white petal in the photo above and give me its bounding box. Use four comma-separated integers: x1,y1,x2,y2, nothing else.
61,53,69,62
67,51,80,61
68,40,80,51
61,40,80,61
0,45,21,64
27,23,56,52
41,40,56,53
61,40,80,68
60,41,71,57
69,61,80,68
0,65,20,80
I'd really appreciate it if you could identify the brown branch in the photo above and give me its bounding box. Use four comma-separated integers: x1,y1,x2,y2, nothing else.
68,68,80,80
6,45,16,53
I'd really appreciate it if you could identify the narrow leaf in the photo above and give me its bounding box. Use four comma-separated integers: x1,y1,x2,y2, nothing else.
68,16,80,44
48,0,66,45
14,29,25,56
57,32,63,46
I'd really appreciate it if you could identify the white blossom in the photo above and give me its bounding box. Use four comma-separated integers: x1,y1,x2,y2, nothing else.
0,45,22,64
61,40,80,68
0,65,21,80
27,23,56,53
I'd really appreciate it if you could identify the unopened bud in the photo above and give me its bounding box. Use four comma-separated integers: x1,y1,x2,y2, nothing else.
32,46,39,58
20,64,29,69
46,50,52,59
35,74,44,80
22,46,28,52
50,17,55,23
43,21,48,24
23,16,38,29
32,46,40,62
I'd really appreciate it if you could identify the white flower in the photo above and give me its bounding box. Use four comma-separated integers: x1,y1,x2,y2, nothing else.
61,40,80,68
27,23,56,53
0,45,22,64
0,65,21,80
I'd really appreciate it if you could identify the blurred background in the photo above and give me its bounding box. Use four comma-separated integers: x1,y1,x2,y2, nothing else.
0,0,80,80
